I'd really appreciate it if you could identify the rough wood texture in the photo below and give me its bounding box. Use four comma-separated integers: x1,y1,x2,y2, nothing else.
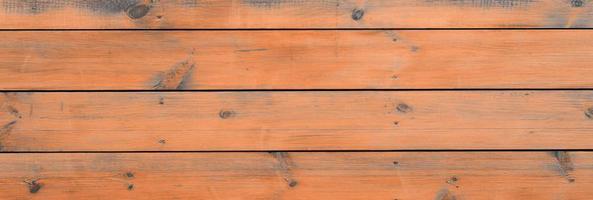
0,0,591,29
2,91,593,151
0,152,589,199
2,30,593,90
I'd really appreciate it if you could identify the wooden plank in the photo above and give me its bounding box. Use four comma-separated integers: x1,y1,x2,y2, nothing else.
2,30,593,90
0,151,590,199
2,91,593,151
0,0,592,29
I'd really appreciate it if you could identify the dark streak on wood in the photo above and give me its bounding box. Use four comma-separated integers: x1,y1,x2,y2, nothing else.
585,107,593,119
425,0,534,8
383,30,400,42
240,0,338,9
153,50,196,90
0,120,17,135
235,48,268,53
434,188,456,200
270,152,298,188
0,100,19,150
550,151,575,182
180,0,200,8
82,0,140,14
0,120,16,150
4,105,21,118
2,0,140,14
28,104,33,118
242,0,286,8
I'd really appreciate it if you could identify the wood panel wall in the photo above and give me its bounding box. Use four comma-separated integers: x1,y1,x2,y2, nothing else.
1,0,592,199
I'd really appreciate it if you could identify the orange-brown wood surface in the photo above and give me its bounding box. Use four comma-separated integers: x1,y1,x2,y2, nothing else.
0,152,588,199
3,1,592,199
2,91,593,151
2,30,593,90
0,0,592,29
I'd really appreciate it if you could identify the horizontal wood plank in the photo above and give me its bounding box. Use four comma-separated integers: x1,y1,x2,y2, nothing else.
2,30,593,90
2,91,593,151
0,0,591,29
0,151,589,199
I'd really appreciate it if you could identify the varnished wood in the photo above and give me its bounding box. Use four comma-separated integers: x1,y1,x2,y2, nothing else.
2,91,593,151
0,0,591,29
2,30,593,90
0,152,588,199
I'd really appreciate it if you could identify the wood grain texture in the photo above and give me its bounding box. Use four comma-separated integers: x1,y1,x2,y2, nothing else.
0,151,589,199
3,30,593,90
0,0,591,29
2,91,593,151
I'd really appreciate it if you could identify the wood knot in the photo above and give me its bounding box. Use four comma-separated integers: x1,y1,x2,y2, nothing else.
351,8,365,20
125,172,134,178
446,176,459,185
571,0,584,7
158,139,166,144
396,103,413,113
288,180,298,187
25,180,42,194
127,4,150,19
219,110,235,119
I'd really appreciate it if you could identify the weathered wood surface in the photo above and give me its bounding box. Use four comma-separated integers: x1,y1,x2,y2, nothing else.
0,152,589,199
0,0,591,29
2,91,593,151
3,30,593,90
